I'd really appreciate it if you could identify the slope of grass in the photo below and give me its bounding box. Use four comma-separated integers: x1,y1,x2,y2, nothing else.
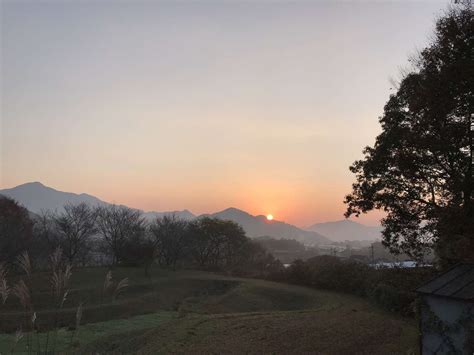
91,310,417,354
0,267,239,332
180,279,326,314
0,267,419,354
80,274,418,354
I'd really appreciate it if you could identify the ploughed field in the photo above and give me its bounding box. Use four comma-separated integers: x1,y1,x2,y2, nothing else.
0,267,418,353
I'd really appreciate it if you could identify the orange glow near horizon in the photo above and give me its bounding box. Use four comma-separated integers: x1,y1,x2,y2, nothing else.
0,175,386,227
2,0,439,229
0,173,386,227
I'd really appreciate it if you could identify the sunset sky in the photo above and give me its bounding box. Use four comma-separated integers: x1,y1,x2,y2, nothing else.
1,0,447,227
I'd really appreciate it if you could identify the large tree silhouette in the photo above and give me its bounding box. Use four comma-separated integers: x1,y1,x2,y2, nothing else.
345,5,473,265
0,196,33,264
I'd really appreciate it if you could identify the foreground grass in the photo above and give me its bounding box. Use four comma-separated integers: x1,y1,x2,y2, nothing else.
0,267,238,332
81,289,418,354
87,279,418,353
0,267,419,354
0,311,176,352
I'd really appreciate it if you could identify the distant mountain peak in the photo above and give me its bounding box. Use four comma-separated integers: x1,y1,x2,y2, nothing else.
206,208,329,245
0,182,200,222
0,181,106,213
18,181,46,188
27,181,44,185
220,207,248,213
214,207,253,217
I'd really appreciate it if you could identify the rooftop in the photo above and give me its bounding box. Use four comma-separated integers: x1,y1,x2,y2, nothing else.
416,264,474,301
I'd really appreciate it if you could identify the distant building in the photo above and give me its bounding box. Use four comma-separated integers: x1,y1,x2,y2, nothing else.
370,260,424,269
318,244,346,252
416,264,474,354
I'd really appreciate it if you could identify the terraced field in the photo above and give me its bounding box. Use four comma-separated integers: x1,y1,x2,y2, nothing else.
0,267,418,353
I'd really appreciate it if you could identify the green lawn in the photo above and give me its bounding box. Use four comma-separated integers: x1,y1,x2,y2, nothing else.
0,267,419,354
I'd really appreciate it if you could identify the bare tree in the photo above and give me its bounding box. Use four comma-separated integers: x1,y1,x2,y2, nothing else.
35,211,61,246
54,203,97,265
149,215,188,269
95,205,146,265
30,210,61,266
188,218,213,268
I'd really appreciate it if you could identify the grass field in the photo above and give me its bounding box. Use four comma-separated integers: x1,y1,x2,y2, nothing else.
0,267,419,353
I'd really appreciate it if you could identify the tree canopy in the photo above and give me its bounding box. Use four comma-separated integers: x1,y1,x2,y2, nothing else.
345,5,474,265
0,196,33,264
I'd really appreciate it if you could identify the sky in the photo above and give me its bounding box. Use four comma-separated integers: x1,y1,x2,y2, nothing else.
1,0,448,227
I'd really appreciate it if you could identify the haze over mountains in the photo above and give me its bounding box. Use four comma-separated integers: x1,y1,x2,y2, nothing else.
0,182,195,221
306,220,382,242
204,208,329,245
0,182,380,244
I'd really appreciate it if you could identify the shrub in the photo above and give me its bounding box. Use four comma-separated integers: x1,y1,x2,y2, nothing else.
369,283,415,316
272,256,435,316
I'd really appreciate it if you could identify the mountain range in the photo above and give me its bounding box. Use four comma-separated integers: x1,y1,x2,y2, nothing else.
203,207,329,245
0,182,380,244
0,182,195,221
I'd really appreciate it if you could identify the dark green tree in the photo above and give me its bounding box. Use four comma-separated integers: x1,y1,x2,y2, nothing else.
0,196,33,264
345,5,474,265
189,217,248,269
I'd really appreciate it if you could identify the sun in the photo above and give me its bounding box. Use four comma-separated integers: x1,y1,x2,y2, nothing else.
266,214,274,221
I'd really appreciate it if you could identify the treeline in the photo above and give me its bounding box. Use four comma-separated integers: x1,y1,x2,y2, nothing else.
254,237,320,264
271,255,434,316
0,196,281,275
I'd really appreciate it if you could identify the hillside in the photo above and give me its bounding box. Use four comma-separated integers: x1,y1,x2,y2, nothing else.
0,268,418,353
0,182,105,212
206,208,330,245
306,219,382,242
0,182,195,221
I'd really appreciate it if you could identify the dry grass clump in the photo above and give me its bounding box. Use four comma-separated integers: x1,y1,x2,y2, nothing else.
114,277,129,300
102,270,129,302
103,270,113,294
0,263,10,304
0,248,130,352
51,264,72,307
12,279,31,310
49,247,62,270
6,251,35,353
17,251,32,278
0,249,77,352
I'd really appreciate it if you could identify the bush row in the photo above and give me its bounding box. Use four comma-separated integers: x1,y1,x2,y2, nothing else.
268,255,435,316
